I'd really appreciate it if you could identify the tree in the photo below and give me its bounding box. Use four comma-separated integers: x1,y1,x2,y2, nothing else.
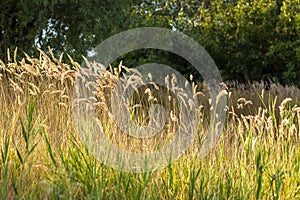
0,0,139,61
135,0,300,86
1,0,299,86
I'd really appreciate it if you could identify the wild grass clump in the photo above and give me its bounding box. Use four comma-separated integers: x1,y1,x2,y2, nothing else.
0,48,299,199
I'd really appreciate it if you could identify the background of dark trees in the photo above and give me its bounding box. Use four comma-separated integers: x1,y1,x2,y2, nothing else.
0,0,299,86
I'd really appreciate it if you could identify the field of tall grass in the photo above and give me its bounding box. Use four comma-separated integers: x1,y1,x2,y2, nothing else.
0,49,299,199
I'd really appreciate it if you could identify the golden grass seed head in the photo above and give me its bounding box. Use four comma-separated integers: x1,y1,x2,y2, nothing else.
148,73,152,81
189,74,193,81
280,98,293,109
279,98,293,118
216,90,228,105
237,98,247,103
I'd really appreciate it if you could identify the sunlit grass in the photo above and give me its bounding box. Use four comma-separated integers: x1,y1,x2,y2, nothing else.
0,49,299,199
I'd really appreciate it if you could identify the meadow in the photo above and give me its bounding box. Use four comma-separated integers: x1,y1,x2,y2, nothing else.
0,49,299,199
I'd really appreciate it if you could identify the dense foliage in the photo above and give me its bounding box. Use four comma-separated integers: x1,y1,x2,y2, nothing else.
0,0,299,85
134,0,300,85
0,0,137,60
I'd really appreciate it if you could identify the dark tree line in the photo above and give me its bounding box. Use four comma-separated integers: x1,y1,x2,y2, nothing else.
0,0,299,86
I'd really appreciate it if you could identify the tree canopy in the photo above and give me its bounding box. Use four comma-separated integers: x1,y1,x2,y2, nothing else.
133,0,300,85
0,0,137,60
0,0,299,86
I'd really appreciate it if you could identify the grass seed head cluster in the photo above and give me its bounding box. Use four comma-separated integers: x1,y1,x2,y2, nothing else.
0,48,299,199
